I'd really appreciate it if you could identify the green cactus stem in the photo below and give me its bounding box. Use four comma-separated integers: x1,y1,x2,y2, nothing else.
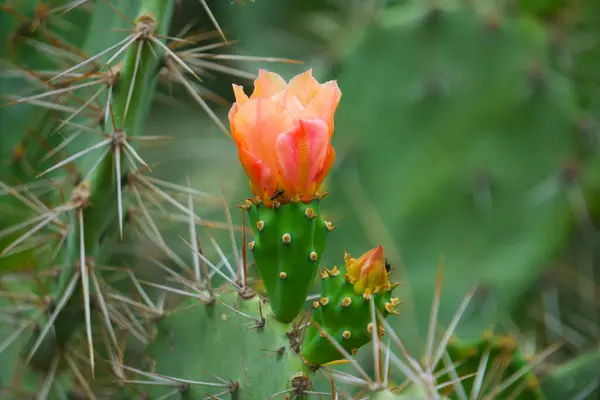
19,0,176,371
301,258,399,365
244,197,332,323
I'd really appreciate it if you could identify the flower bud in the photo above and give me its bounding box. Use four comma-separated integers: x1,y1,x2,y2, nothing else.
344,245,390,297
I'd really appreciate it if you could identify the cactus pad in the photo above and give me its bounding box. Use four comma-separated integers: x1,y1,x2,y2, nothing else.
437,333,543,399
245,199,330,323
143,290,320,399
301,252,399,365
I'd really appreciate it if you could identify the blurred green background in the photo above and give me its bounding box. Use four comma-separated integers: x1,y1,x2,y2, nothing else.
1,0,600,396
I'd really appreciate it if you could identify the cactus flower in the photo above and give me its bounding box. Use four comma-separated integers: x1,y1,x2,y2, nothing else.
229,69,341,205
344,245,391,298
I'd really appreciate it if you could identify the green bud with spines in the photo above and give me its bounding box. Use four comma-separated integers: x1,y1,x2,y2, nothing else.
244,197,331,323
301,246,400,365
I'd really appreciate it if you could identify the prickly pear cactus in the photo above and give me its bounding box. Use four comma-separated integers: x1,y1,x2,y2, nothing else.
438,333,543,400
244,198,331,322
2,0,599,399
302,246,399,365
134,248,401,398
371,388,447,399
140,290,315,399
541,347,600,399
0,0,90,272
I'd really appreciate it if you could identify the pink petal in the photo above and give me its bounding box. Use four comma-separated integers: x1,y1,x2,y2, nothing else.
313,145,335,189
275,119,330,196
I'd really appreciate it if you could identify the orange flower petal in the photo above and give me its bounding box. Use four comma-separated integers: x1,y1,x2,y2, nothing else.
299,80,341,137
228,103,245,148
238,147,277,198
285,69,321,106
231,98,295,172
251,69,287,99
272,91,305,117
232,84,249,105
275,119,330,199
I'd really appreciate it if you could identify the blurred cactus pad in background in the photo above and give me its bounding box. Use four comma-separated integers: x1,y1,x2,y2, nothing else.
1,0,600,399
